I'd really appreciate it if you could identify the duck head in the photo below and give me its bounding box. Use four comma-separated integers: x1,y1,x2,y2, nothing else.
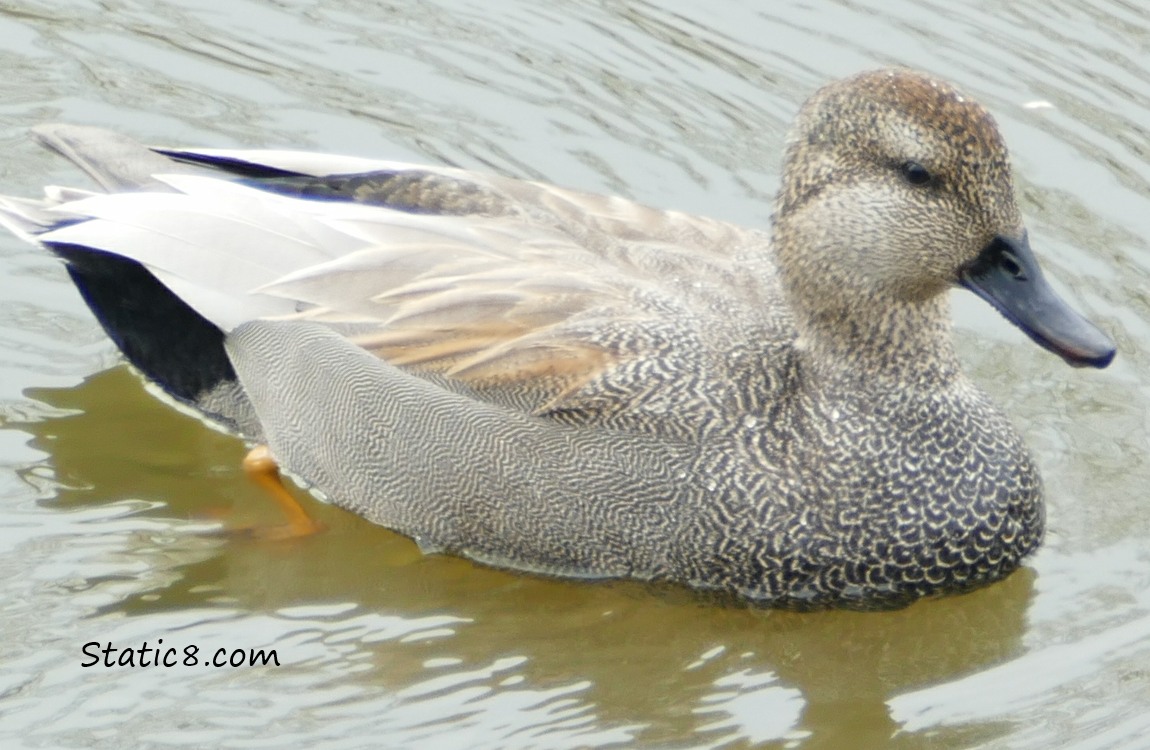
772,68,1115,370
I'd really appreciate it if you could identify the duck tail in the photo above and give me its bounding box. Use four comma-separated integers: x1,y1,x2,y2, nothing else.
0,126,249,433
30,123,201,191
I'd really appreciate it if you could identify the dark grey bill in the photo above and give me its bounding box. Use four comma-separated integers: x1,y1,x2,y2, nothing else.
959,234,1115,368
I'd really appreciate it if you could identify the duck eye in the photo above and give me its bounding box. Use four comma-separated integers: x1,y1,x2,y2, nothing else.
900,161,933,186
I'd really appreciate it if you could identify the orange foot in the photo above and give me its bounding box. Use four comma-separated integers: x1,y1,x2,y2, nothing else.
235,445,327,540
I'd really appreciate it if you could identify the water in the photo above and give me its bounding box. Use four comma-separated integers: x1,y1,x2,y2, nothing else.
0,1,1147,747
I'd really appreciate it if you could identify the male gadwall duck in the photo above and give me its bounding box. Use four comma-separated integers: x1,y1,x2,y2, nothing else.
0,69,1115,608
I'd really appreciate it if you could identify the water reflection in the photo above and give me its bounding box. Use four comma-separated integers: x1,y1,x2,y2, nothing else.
0,368,1044,747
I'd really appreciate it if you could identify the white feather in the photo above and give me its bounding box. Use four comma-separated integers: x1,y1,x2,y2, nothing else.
33,179,378,330
42,198,317,280
149,269,299,330
158,148,457,179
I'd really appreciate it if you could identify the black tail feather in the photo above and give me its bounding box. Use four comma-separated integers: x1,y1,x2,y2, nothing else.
48,242,237,406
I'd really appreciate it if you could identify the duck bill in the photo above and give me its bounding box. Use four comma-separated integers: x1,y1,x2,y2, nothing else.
959,235,1115,368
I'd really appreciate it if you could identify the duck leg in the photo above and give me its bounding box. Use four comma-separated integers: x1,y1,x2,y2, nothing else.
241,444,325,540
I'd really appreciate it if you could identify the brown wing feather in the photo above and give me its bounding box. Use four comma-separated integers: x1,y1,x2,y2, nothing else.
252,171,758,415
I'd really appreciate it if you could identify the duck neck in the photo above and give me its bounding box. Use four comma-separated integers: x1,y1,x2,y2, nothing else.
790,292,963,393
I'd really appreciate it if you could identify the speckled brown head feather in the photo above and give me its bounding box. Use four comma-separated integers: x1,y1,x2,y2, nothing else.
780,69,1017,227
771,70,1028,384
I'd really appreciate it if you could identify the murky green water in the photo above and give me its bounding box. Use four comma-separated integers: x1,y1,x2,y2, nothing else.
0,1,1147,747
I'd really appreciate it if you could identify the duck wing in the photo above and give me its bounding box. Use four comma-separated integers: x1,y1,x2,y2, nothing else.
22,139,772,418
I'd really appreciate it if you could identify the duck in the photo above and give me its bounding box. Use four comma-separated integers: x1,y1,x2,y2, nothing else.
0,69,1115,609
